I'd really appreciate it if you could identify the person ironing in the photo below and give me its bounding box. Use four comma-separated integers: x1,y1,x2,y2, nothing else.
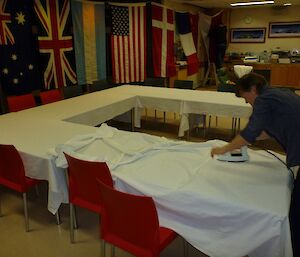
211,72,300,257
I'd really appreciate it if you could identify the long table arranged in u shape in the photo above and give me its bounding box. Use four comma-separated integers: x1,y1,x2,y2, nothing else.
0,85,292,257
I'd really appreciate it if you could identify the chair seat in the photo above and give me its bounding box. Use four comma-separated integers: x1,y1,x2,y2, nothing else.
102,222,177,257
104,229,177,257
0,176,41,193
71,197,102,214
158,227,177,252
24,177,42,191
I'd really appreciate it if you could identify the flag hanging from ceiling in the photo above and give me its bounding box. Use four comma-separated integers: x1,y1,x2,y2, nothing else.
71,0,106,85
175,12,199,76
190,13,199,53
110,2,146,84
0,0,42,96
34,0,77,89
151,3,176,78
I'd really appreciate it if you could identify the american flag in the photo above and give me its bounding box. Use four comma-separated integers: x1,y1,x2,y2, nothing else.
34,0,77,89
110,3,146,84
0,0,15,45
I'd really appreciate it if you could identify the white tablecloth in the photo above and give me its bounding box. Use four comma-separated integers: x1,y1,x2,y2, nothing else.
0,113,98,213
52,124,293,257
0,86,252,214
121,86,252,136
0,85,292,257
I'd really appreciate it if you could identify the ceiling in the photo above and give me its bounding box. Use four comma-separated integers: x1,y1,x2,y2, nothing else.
170,0,300,8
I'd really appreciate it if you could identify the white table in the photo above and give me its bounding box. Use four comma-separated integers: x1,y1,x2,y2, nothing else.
52,125,293,257
0,86,252,213
18,87,138,126
0,86,291,257
117,85,252,136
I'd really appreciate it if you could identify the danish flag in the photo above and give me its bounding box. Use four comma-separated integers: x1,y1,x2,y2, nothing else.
34,0,76,89
151,3,176,78
0,0,15,45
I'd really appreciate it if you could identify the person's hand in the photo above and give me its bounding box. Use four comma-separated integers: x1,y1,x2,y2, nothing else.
211,146,228,157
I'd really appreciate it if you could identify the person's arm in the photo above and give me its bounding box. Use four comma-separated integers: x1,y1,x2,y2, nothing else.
256,131,269,140
211,134,249,157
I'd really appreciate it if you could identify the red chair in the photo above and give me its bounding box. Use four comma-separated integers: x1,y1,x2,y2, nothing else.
0,144,43,232
97,179,180,257
64,153,113,243
40,89,63,104
7,93,36,112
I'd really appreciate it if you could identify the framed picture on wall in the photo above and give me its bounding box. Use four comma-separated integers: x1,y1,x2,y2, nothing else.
269,21,300,38
230,28,266,43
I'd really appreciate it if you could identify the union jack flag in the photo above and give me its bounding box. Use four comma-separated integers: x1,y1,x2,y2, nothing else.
34,0,77,89
0,0,14,45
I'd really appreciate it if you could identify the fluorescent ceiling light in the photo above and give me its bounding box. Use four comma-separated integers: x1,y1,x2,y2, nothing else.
231,1,274,7
283,3,292,6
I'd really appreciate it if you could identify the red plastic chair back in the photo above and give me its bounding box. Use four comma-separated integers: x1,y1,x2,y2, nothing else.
64,153,113,213
40,89,63,104
0,144,28,192
97,179,162,257
7,94,36,112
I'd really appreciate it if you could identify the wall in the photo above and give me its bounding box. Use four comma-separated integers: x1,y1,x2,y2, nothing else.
227,6,300,55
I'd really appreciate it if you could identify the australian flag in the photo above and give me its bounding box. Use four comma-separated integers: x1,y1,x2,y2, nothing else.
0,0,42,95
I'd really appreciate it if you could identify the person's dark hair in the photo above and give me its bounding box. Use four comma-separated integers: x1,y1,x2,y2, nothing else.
235,73,267,97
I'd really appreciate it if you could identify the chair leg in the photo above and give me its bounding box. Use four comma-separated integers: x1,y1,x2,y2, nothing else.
34,184,40,197
55,209,61,225
73,205,78,229
231,117,235,136
183,238,189,257
203,115,207,138
111,244,115,257
100,240,106,257
0,192,2,217
232,117,237,137
70,203,75,243
22,192,29,232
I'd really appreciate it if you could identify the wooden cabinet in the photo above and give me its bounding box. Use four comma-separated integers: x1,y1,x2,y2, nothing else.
270,65,289,86
225,62,300,89
270,64,300,88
